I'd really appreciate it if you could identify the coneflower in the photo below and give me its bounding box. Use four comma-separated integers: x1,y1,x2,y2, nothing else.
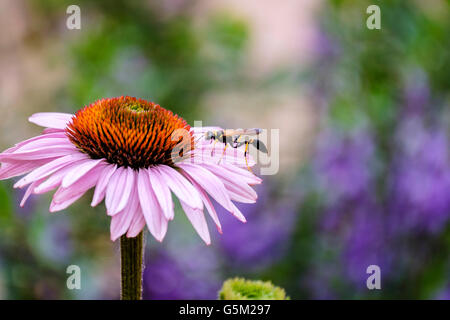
0,96,262,299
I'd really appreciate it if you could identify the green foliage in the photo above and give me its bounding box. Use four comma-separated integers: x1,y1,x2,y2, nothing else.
0,183,12,224
219,278,289,300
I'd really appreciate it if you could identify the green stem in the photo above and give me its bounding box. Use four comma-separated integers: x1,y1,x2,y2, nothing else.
120,232,144,300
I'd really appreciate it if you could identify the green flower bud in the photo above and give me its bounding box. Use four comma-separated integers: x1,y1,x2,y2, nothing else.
219,277,289,300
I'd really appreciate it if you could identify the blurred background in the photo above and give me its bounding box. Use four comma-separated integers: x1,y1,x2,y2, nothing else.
0,0,449,299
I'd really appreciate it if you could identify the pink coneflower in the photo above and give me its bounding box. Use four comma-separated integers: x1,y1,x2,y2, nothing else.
0,96,262,299
0,96,261,242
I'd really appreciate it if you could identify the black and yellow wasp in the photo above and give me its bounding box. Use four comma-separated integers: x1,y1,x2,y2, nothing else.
203,128,268,170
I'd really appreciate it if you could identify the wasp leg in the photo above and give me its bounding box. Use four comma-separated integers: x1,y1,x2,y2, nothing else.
244,141,253,173
210,139,218,157
218,143,228,164
225,135,245,164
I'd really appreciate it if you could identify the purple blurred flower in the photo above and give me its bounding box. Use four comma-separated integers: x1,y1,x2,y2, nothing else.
341,202,392,287
310,128,393,289
39,218,73,263
313,129,376,207
312,30,340,61
389,117,450,233
403,70,430,115
435,285,450,300
216,183,298,269
143,247,221,300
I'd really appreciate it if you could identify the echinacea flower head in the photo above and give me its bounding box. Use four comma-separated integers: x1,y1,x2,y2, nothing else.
0,96,262,244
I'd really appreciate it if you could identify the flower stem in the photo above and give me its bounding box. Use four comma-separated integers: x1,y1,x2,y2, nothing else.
120,232,144,300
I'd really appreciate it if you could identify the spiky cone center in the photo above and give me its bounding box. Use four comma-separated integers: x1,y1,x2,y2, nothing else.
66,96,193,169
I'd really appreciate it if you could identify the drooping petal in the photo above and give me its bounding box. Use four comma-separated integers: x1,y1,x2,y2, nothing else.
148,167,174,220
185,176,222,233
105,167,134,216
204,162,262,185
156,165,203,210
222,163,262,185
191,141,256,168
191,126,222,135
126,209,146,238
91,164,117,207
137,169,168,242
9,132,68,152
20,178,46,207
42,128,66,134
180,201,211,245
179,163,234,212
192,164,251,222
230,202,247,223
50,165,104,212
0,159,56,180
223,182,257,203
110,175,139,241
29,112,74,129
208,166,258,203
62,159,104,188
13,136,73,153
34,163,80,194
0,145,76,162
14,153,87,188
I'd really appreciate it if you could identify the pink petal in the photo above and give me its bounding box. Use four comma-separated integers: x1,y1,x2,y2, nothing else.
187,177,222,233
110,178,139,241
179,163,234,212
42,128,66,134
14,152,87,188
9,132,68,152
220,163,262,185
188,164,247,222
20,178,45,207
0,159,55,180
126,209,146,238
204,162,262,185
180,201,211,245
191,126,222,135
62,159,104,188
50,193,86,213
191,142,256,167
230,202,247,223
91,164,117,207
0,145,76,162
110,211,130,241
34,164,78,194
13,136,73,153
156,165,203,210
223,183,257,203
50,166,103,212
137,169,168,242
105,167,134,216
148,167,174,220
29,112,73,129
203,163,260,203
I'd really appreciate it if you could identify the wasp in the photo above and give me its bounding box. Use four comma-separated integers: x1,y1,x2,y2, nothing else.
203,128,268,171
